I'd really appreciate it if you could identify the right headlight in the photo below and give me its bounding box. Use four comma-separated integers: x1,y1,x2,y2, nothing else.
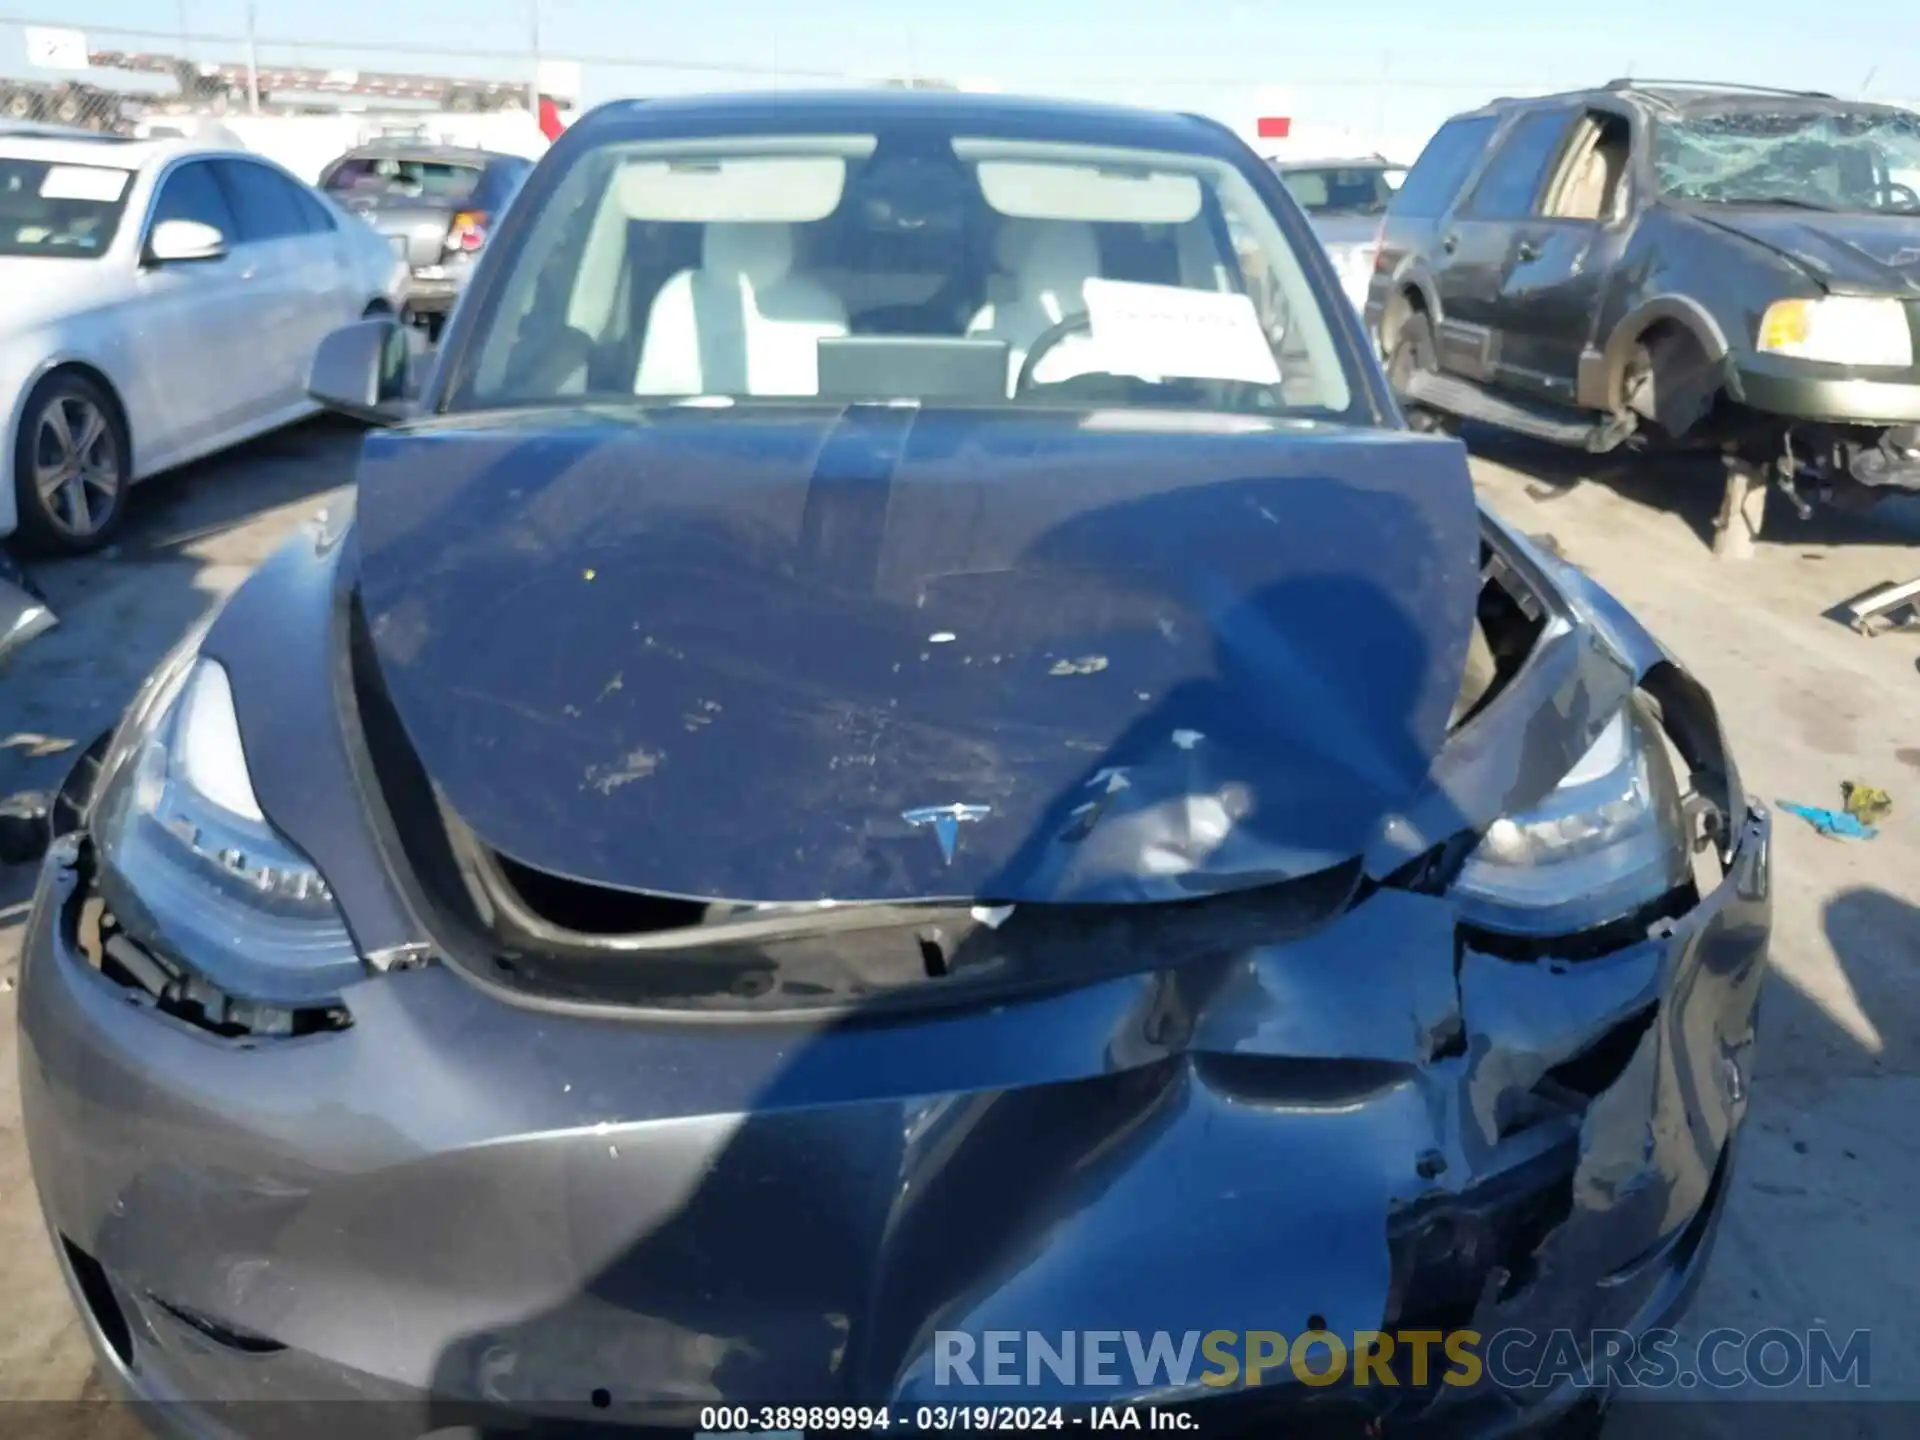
90,647,361,1006
1450,695,1691,939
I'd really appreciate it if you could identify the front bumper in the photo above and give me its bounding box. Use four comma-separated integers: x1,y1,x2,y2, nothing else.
18,795,1770,1439
1729,354,1920,426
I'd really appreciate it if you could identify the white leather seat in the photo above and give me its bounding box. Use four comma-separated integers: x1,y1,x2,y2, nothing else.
966,219,1112,395
634,223,848,397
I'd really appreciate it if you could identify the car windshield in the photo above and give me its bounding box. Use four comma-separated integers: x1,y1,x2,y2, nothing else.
1654,105,1920,212
325,155,483,203
0,156,133,258
1276,164,1405,215
454,128,1358,420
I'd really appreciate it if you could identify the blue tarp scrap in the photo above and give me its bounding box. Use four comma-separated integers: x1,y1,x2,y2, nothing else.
1777,800,1877,841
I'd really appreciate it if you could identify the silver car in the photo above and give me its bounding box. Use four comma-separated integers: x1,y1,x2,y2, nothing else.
1272,155,1406,311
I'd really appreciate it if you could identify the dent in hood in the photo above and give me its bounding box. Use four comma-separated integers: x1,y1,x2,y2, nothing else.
1693,208,1920,294
353,406,1479,906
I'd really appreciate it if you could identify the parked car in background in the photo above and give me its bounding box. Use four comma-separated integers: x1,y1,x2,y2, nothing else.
18,90,1768,1438
1367,81,1920,520
1,131,406,553
317,141,534,338
1273,154,1405,308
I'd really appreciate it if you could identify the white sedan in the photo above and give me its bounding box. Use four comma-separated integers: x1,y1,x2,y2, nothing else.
1,131,407,553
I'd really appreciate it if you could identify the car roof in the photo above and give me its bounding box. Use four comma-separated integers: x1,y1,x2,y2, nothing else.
334,141,515,164
1456,80,1910,121
1272,155,1401,169
565,88,1235,154
0,130,256,170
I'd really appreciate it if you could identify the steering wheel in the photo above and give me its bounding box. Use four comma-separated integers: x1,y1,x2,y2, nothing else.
1874,180,1920,211
1014,312,1094,395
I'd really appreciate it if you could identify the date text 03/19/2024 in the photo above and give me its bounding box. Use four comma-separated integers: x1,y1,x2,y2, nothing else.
696,1407,1199,1433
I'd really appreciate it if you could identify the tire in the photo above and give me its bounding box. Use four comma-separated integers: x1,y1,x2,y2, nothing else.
1386,311,1451,434
11,372,132,556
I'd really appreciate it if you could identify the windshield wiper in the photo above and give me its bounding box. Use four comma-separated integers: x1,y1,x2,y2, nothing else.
1708,194,1839,212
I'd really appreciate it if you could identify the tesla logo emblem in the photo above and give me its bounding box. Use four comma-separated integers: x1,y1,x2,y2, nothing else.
902,803,991,865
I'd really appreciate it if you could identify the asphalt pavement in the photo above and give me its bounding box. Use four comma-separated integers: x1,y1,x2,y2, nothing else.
1,417,1917,1436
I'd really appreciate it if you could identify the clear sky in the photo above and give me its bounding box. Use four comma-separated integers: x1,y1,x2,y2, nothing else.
8,1,1920,155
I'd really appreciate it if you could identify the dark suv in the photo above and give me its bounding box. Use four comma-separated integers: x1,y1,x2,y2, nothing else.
1366,81,1920,550
318,142,535,337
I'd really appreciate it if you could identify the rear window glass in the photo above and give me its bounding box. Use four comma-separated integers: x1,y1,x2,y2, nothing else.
0,157,133,258
323,156,483,203
1391,116,1499,219
1278,165,1405,215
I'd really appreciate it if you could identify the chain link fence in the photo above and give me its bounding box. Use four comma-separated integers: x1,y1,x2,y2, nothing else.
2,18,549,134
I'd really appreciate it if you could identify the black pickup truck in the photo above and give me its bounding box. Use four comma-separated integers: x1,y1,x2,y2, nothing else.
1366,80,1920,553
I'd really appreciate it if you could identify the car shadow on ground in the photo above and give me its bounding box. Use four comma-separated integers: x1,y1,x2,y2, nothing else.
1605,884,1919,1438
1,414,367,872
1457,424,1920,559
87,414,367,564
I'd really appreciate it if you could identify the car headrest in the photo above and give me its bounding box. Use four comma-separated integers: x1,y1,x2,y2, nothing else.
997,219,1102,299
702,223,795,285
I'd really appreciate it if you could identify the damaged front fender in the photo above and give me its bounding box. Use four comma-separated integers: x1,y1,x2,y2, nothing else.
1368,508,1747,885
898,801,1768,1416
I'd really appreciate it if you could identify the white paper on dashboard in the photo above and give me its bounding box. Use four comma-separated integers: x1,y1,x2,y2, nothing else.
39,166,131,202
1082,277,1283,386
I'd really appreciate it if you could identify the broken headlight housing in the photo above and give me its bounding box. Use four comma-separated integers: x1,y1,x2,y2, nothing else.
1450,695,1690,938
89,646,362,1004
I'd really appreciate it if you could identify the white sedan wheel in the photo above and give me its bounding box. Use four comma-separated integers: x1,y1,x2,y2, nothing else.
13,375,130,554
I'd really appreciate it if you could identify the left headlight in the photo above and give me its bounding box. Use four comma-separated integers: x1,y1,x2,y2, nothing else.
1450,695,1691,939
90,648,361,1005
1757,295,1913,368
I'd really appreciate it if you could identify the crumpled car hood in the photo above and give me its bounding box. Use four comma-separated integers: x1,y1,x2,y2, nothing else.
354,405,1478,905
1692,208,1920,294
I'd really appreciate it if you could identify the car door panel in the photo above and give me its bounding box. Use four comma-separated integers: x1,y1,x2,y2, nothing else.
280,178,359,386
1490,224,1603,399
1431,107,1580,386
1432,220,1506,379
129,159,258,464
213,160,320,420
1491,111,1639,401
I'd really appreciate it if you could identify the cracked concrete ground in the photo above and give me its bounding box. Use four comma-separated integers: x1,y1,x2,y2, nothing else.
1,420,1916,1435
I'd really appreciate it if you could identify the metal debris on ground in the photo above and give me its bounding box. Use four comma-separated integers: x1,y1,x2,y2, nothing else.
0,548,57,667
1777,799,1878,841
1841,780,1892,825
1835,576,1920,636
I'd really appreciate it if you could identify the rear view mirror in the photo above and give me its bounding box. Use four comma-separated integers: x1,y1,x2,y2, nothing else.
308,317,415,425
147,218,227,263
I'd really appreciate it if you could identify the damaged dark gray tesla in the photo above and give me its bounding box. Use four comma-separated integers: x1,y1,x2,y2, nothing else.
16,90,1770,1440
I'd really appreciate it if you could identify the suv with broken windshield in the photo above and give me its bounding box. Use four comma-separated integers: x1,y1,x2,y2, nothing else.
1368,81,1920,545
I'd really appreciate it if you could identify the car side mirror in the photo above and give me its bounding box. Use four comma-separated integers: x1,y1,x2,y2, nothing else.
308,317,415,425
147,218,228,264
